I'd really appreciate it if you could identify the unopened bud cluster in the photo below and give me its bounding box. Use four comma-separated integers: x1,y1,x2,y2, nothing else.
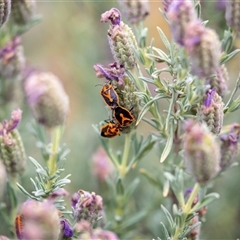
183,120,220,185
0,109,26,177
101,8,138,69
23,71,69,128
225,0,240,37
197,88,224,135
117,0,149,24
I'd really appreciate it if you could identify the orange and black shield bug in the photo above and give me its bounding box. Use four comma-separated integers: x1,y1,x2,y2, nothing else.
100,83,119,109
15,214,24,239
100,122,121,138
113,106,135,127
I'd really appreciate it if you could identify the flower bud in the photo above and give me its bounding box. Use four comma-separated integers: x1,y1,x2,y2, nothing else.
183,120,220,185
73,190,103,224
0,37,25,79
197,89,224,135
184,21,221,78
167,0,197,45
92,147,113,182
23,71,69,128
101,8,138,69
206,64,229,97
11,0,35,25
117,0,149,24
16,199,60,240
0,109,26,177
0,0,11,27
220,128,240,170
225,0,240,37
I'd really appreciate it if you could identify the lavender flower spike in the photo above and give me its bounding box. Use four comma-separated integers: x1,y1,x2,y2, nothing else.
101,8,138,69
183,120,220,185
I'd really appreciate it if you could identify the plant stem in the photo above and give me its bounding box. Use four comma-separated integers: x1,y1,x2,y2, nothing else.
47,126,62,177
173,183,200,240
118,133,131,178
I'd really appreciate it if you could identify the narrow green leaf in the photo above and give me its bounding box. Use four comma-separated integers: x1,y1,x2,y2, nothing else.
143,118,160,130
33,189,46,197
120,210,148,229
29,156,45,171
139,76,156,84
159,222,170,240
36,168,48,177
147,53,171,65
160,134,173,163
16,183,38,200
157,27,171,51
161,205,175,229
133,91,149,102
180,221,201,238
164,172,175,182
116,178,124,196
30,178,38,191
124,178,140,203
221,49,240,64
192,193,220,212
136,94,165,126
139,168,160,187
131,136,157,165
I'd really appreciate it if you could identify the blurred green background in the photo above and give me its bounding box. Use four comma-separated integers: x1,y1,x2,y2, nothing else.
1,1,240,239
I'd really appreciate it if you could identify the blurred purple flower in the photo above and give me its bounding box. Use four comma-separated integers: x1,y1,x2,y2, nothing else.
60,219,74,238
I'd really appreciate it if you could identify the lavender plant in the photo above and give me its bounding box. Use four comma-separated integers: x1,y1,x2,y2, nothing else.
0,0,240,239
